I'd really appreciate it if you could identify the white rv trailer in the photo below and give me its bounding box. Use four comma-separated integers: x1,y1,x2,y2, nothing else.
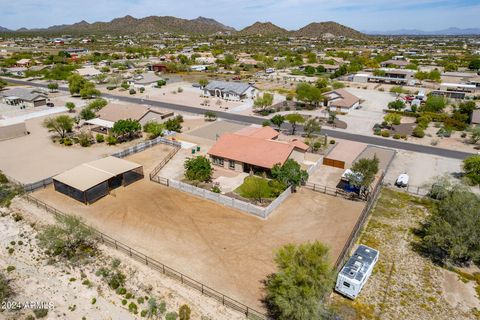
335,244,379,299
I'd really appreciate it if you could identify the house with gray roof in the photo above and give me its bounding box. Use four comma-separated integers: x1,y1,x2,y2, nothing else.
0,88,48,108
203,80,257,101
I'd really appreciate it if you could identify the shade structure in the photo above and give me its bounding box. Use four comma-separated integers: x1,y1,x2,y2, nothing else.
53,156,144,204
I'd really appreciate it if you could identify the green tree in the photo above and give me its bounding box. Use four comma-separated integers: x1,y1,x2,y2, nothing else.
271,114,285,130
315,78,329,89
47,82,59,92
384,113,401,128
387,100,406,111
0,78,7,90
184,156,213,183
304,118,321,137
346,156,379,194
143,121,164,139
253,92,274,111
285,113,305,135
271,159,308,188
421,96,446,113
68,74,87,95
237,176,271,203
164,115,183,132
43,115,74,139
463,155,480,185
88,98,108,111
65,102,75,113
204,111,217,121
38,214,97,262
111,119,141,141
468,59,480,70
79,81,100,99
296,83,323,107
265,241,335,320
80,107,96,120
419,186,480,264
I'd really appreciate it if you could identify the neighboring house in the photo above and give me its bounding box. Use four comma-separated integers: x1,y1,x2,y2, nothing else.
148,64,168,73
324,89,360,113
0,88,48,108
87,103,173,129
440,82,477,93
203,80,257,101
208,126,308,173
15,58,32,67
380,59,410,69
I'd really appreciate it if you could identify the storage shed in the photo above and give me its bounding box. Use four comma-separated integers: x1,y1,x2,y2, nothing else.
53,157,143,204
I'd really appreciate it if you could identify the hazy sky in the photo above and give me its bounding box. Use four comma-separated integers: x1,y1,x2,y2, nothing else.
1,0,479,31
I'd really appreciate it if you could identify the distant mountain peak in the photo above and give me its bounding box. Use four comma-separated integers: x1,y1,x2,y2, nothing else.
240,21,289,36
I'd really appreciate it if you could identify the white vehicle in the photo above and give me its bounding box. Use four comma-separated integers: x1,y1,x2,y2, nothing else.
335,245,379,299
395,173,409,187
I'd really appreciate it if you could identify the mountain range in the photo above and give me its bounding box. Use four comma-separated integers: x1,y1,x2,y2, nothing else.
366,27,480,35
0,15,365,39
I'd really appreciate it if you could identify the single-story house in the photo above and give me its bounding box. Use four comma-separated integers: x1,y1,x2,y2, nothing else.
208,126,308,173
53,156,144,204
87,103,173,130
203,80,257,101
16,59,32,67
148,64,168,73
4,67,28,77
0,88,48,108
324,89,360,113
380,59,410,69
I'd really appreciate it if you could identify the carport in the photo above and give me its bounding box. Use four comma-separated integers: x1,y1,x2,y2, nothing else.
53,156,144,204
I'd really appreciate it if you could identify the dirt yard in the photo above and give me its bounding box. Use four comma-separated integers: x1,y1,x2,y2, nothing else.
330,188,480,320
33,176,365,311
0,199,245,320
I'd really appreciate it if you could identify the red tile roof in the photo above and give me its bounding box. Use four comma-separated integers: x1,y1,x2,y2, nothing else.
289,139,309,151
234,126,279,140
208,133,294,169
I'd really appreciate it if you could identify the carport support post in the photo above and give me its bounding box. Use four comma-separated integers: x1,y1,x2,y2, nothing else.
83,191,87,205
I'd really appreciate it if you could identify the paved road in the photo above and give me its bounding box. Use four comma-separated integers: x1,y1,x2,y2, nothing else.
3,77,475,160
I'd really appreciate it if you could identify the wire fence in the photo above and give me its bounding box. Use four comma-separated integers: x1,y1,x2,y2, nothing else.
112,136,182,159
22,194,268,320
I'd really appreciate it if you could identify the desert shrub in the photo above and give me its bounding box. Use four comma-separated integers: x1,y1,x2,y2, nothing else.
106,135,117,145
0,272,13,303
412,126,425,138
129,89,136,95
419,187,480,265
6,266,15,272
179,304,191,320
184,156,213,183
166,312,178,320
265,242,335,320
96,134,105,143
38,214,97,263
96,266,126,290
63,137,73,146
33,308,49,318
77,131,93,147
211,185,221,193
393,134,401,139
128,302,138,314
381,130,390,137
139,87,145,93
143,121,164,139
116,287,127,295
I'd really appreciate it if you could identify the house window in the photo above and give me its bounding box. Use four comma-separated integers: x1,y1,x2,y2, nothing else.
213,157,224,166
229,160,235,169
343,282,351,288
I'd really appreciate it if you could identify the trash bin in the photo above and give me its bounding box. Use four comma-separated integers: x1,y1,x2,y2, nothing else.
196,146,200,152
191,149,196,154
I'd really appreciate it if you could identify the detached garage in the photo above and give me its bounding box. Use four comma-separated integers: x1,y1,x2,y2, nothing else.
323,141,366,170
53,157,144,204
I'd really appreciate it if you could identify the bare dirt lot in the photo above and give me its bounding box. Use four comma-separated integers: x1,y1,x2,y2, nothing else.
330,189,479,320
33,177,364,311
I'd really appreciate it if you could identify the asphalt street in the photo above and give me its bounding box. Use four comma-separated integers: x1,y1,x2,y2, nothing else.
2,77,474,160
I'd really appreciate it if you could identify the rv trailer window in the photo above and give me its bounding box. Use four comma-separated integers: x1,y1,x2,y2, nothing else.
343,281,351,288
